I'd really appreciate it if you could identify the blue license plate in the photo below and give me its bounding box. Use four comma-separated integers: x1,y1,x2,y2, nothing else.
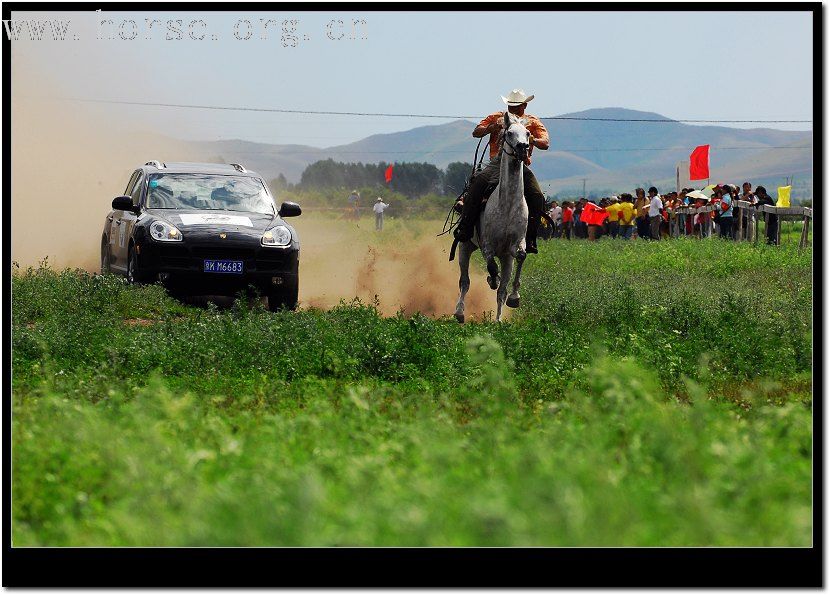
203,259,244,274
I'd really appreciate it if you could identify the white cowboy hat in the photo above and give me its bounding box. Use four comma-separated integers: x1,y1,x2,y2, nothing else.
501,89,535,106
376,197,383,201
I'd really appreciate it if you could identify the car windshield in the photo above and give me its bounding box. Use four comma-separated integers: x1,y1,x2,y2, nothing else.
147,173,275,214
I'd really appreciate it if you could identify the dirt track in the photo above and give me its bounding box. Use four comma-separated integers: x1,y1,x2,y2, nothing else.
296,216,493,319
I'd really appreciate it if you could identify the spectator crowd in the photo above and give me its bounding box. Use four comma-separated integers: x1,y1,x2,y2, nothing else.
541,182,781,245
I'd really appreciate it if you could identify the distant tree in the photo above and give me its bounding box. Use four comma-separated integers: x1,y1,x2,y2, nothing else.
270,173,289,192
388,162,444,197
298,159,444,198
443,162,473,197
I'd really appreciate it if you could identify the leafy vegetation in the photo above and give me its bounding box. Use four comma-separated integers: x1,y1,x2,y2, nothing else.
286,159,474,201
11,237,812,546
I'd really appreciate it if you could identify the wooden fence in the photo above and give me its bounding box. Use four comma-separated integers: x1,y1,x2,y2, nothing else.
673,200,813,250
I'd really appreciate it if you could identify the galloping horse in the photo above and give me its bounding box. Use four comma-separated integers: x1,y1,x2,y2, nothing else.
454,111,530,323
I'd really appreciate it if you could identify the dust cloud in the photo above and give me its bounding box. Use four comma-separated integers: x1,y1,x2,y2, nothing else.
10,84,209,271
296,217,495,320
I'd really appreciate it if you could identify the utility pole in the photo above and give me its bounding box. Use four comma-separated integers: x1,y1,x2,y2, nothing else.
581,178,586,198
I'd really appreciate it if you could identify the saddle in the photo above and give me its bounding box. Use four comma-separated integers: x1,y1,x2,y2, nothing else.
475,182,556,229
448,179,555,262
478,182,499,213
452,180,498,215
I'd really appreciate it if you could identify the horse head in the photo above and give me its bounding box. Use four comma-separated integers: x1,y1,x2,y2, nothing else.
501,111,530,163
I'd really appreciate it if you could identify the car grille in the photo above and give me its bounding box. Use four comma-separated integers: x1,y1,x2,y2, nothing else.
154,243,294,274
190,247,257,260
256,251,293,268
160,256,192,268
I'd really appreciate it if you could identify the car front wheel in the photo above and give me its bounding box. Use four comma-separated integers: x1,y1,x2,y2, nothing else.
126,245,153,285
101,238,111,275
268,282,299,312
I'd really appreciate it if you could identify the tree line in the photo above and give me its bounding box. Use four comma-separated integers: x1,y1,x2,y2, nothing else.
271,159,475,199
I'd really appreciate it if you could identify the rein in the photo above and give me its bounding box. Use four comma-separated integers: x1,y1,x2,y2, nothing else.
501,135,521,160
499,122,529,163
438,136,487,238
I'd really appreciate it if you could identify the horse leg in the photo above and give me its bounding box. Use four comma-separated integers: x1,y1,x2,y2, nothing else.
454,241,475,323
484,251,500,291
495,254,513,322
506,249,526,308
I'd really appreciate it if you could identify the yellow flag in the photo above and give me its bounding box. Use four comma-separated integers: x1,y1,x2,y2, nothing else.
777,186,791,207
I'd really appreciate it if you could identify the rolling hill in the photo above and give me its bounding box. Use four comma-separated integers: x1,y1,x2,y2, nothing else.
178,107,811,194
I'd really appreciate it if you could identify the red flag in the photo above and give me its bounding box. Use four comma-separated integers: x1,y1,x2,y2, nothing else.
384,165,393,183
592,209,609,226
580,202,608,226
689,145,710,180
579,202,596,224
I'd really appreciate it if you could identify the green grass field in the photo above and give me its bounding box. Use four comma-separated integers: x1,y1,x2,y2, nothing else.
12,235,812,546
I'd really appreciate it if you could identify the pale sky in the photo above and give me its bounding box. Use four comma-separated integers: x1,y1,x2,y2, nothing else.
11,9,814,147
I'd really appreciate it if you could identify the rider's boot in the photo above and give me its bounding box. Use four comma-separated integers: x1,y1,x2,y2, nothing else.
523,168,546,254
454,175,489,242
525,215,539,254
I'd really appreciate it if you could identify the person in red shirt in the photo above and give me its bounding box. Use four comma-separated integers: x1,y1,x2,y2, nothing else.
454,89,550,253
561,201,574,239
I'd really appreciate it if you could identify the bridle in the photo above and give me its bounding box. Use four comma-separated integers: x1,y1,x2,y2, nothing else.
500,122,529,162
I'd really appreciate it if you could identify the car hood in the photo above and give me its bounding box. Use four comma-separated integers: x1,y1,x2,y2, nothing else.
146,209,279,233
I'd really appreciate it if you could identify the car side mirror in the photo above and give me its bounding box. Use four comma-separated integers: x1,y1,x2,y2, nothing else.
279,201,302,218
112,195,134,212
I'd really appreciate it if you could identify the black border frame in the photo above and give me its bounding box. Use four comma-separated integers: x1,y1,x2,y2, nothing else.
2,2,823,587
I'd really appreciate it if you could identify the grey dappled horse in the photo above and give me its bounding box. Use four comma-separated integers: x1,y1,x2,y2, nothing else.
455,112,529,323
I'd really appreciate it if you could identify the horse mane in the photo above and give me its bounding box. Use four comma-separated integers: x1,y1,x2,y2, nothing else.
504,111,530,129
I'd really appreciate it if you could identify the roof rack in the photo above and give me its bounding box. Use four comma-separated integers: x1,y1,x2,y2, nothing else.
145,160,166,169
230,163,247,173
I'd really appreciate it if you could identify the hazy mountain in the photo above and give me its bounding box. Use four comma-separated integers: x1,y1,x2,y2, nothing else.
716,137,812,181
180,107,811,192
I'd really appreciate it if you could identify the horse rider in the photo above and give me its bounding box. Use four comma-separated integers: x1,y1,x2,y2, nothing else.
453,89,550,253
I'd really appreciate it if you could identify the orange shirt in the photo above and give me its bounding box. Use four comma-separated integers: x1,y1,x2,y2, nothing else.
477,111,549,165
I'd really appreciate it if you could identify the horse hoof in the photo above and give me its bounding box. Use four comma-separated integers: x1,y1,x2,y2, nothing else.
487,275,499,290
454,312,465,324
506,296,520,308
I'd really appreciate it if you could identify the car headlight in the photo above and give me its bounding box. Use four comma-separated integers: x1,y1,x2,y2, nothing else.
149,220,183,242
262,226,292,247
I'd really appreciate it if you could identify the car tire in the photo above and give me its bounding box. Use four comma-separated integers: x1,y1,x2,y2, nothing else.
126,245,153,285
101,238,111,275
268,281,299,312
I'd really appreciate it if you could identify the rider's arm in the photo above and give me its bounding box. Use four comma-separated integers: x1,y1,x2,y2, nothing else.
473,124,493,138
473,112,501,138
527,117,550,150
531,136,550,150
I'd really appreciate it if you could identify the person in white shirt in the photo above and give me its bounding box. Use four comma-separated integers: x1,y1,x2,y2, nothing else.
373,197,390,230
548,200,562,237
647,186,663,241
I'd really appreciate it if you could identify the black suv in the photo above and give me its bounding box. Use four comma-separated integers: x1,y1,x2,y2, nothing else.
101,161,301,310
